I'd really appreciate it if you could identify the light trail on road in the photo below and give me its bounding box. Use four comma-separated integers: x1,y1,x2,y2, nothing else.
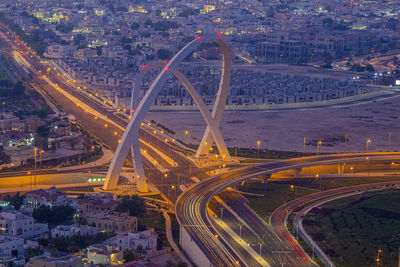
176,153,400,266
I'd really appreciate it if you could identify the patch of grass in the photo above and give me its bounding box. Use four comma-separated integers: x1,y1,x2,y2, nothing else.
170,213,181,249
239,182,318,220
0,67,11,82
184,143,316,159
144,194,165,201
290,176,400,191
138,212,169,248
138,212,165,231
70,188,94,192
303,189,400,267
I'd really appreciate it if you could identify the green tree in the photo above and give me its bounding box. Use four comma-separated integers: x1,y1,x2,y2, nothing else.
96,46,103,56
32,205,52,223
135,244,144,259
365,64,374,72
32,205,75,226
350,63,365,72
73,34,86,46
37,238,49,247
323,18,334,26
141,32,151,38
34,136,48,150
55,23,73,33
116,6,128,12
157,48,170,60
4,192,24,210
130,23,139,31
123,248,136,262
66,136,79,150
144,19,153,28
108,4,115,12
115,195,146,216
387,18,398,31
153,21,179,32
36,125,50,137
121,36,132,44
37,108,49,119
24,247,43,260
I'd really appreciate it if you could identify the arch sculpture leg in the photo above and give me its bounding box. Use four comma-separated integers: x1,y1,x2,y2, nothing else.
103,34,231,191
195,39,231,158
129,63,166,185
174,70,231,161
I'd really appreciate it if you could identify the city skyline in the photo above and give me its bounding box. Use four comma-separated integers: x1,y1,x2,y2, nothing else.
0,0,399,266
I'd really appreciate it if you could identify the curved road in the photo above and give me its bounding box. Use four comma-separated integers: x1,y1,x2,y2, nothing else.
270,181,400,267
176,152,400,266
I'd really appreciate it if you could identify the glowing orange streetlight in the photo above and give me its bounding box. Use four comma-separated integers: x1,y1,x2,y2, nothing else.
317,140,322,154
366,139,371,152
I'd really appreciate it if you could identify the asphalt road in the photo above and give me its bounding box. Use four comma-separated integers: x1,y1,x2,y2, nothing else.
214,190,311,266
0,23,201,199
176,153,400,266
3,23,400,267
270,180,400,239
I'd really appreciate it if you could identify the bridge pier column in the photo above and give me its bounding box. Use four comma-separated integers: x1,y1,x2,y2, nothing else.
263,173,271,183
294,168,302,178
338,163,346,175
232,183,240,190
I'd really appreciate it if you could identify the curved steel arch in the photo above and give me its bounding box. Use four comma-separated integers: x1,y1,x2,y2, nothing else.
104,33,232,192
127,62,230,181
130,62,166,113
130,61,230,157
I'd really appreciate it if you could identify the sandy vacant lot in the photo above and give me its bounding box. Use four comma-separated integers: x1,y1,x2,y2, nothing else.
145,95,400,153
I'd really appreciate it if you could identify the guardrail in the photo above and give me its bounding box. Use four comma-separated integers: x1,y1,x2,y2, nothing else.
294,215,336,267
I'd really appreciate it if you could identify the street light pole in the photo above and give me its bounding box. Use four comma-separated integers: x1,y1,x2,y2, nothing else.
185,130,190,146
367,139,371,152
39,150,44,169
317,140,322,154
34,148,37,187
162,172,167,194
377,249,382,266
257,140,261,158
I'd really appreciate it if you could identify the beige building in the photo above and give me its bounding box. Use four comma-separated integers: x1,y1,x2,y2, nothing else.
87,212,137,233
23,186,69,213
0,113,42,132
27,255,83,267
78,198,118,219
87,244,123,266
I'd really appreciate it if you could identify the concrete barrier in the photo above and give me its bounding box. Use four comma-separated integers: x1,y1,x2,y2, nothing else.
180,226,212,267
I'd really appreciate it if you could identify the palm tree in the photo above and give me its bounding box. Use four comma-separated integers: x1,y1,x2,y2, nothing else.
135,244,144,259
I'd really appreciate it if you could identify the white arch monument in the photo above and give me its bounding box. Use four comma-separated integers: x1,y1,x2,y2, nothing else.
103,33,232,192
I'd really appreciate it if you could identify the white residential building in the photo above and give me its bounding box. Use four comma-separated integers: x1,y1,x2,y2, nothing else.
87,244,123,266
51,224,98,239
26,255,83,267
0,235,24,257
23,186,75,213
45,44,77,58
0,210,48,239
105,230,157,254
